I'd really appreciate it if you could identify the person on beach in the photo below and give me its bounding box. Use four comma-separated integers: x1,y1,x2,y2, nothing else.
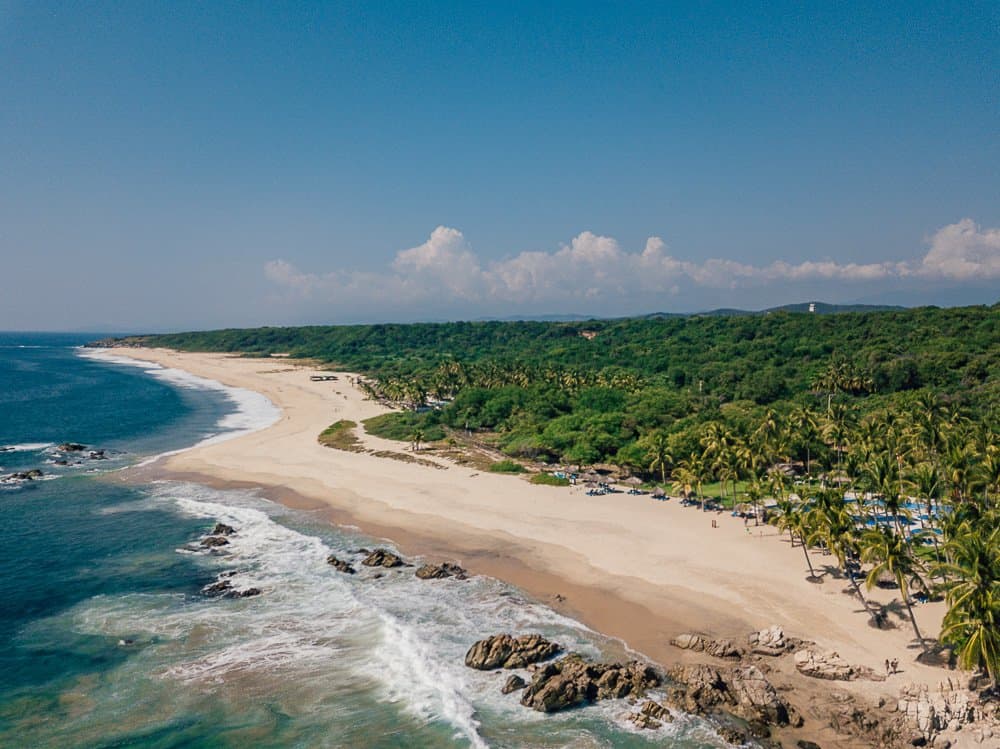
885,659,891,676
891,658,899,674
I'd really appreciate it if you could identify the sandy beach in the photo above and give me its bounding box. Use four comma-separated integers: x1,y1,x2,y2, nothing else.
109,348,961,747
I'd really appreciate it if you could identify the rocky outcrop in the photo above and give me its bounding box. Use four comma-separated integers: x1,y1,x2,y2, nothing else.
202,579,261,598
415,562,467,580
212,523,236,536
200,536,230,548
326,555,356,574
519,655,661,712
748,624,802,655
465,634,561,670
57,443,87,452
894,678,998,744
629,699,674,729
3,469,44,482
664,662,800,730
501,674,526,694
728,665,798,726
794,648,883,681
362,548,404,568
671,633,743,659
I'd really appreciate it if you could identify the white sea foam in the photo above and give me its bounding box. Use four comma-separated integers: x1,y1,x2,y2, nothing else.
0,442,53,452
77,348,280,464
58,482,726,747
367,612,488,749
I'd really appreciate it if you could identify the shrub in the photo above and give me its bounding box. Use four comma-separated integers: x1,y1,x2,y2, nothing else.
530,473,570,486
489,459,525,474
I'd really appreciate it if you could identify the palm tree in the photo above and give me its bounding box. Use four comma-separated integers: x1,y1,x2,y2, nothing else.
937,522,1000,687
770,497,819,580
976,450,1000,511
789,406,820,476
808,493,876,623
701,422,738,504
646,431,672,484
678,452,708,508
745,479,765,526
822,403,853,477
860,526,929,646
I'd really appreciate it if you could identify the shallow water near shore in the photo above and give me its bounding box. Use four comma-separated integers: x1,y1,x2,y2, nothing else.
0,335,732,748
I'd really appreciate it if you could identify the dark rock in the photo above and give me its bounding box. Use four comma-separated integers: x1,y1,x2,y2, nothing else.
714,721,751,746
200,536,230,548
415,562,467,580
203,580,233,596
212,523,236,536
465,634,562,670
11,469,44,480
203,579,260,598
910,737,927,747
796,741,822,749
629,699,673,729
88,450,107,460
362,548,404,568
640,700,671,719
501,675,527,694
326,555,356,574
519,654,660,712
58,443,87,452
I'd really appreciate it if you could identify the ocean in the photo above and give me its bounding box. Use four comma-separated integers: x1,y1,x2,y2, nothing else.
0,334,730,748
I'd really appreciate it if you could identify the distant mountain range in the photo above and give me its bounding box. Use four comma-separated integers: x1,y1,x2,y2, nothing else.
476,302,907,323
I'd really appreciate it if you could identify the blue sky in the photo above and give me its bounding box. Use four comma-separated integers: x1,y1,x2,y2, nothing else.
1,1,997,330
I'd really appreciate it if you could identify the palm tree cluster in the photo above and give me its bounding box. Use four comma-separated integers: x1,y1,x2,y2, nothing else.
721,393,1000,685
360,359,645,409
640,393,997,682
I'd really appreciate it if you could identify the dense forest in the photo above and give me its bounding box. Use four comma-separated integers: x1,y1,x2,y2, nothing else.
106,303,1000,683
124,305,999,470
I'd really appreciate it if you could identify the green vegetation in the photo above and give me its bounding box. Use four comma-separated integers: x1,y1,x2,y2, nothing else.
489,459,526,474
127,305,998,471
529,473,571,486
363,413,446,443
119,304,1000,682
318,420,363,452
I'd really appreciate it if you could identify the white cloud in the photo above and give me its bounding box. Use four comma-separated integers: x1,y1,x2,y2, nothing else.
264,219,999,311
918,218,1000,280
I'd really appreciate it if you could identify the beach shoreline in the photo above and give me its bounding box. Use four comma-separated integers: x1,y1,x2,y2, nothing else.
99,348,970,748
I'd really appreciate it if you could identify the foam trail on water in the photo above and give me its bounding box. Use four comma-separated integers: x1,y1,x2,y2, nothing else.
57,482,727,747
367,612,489,749
0,442,54,452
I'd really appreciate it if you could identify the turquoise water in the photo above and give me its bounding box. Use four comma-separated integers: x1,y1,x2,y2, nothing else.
0,335,731,748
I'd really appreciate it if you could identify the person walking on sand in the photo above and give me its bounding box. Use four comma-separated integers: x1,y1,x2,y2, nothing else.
885,659,890,676
891,658,899,674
